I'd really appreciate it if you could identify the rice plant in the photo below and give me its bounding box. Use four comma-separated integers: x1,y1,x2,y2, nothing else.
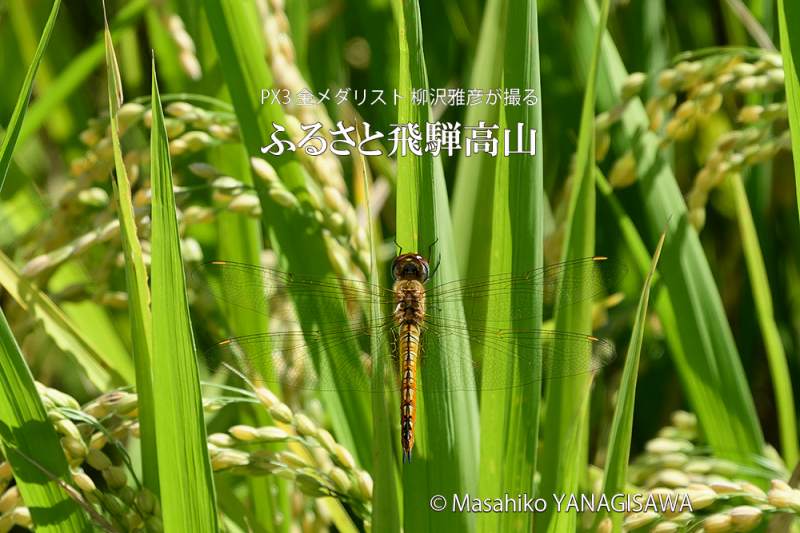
0,1,799,532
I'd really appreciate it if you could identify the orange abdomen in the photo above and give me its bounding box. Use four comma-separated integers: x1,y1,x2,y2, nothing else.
399,322,419,462
393,279,425,463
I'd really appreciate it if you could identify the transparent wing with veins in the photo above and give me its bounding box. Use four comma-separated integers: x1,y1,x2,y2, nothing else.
200,259,618,392
201,260,394,324
427,256,624,323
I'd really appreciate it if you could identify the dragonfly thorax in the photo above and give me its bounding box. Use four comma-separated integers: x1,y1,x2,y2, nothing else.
392,279,426,326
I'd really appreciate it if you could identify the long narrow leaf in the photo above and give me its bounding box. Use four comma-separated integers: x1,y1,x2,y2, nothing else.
596,172,690,412
730,173,798,466
0,0,139,402
103,12,159,495
355,129,402,532
358,138,401,533
546,378,594,533
392,1,479,531
0,4,90,528
148,60,218,532
450,0,503,279
581,0,764,463
777,0,800,229
19,0,149,145
540,1,609,531
597,227,666,532
478,1,543,532
0,0,60,188
0,311,91,532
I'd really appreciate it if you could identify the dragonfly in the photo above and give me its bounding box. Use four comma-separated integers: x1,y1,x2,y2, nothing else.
201,253,620,462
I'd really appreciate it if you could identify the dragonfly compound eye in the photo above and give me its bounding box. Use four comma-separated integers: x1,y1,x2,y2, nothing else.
421,261,430,281
391,262,402,280
392,254,427,281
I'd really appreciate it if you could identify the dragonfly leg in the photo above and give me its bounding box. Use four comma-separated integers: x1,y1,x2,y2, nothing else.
429,253,442,281
426,238,439,261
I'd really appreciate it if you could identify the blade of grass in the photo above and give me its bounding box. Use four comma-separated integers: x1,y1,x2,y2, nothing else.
581,0,765,464
393,1,479,530
0,0,137,394
539,1,609,531
6,0,73,140
0,0,60,190
358,137,401,531
595,227,666,532
597,171,779,479
19,0,149,145
546,378,594,533
0,2,90,529
103,11,159,495
148,59,218,532
477,1,543,531
730,173,798,467
596,171,690,413
202,0,372,471
0,310,92,532
778,0,800,232
450,0,503,279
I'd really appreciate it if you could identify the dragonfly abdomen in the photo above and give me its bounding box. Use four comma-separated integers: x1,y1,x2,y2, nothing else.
393,279,426,462
399,322,419,462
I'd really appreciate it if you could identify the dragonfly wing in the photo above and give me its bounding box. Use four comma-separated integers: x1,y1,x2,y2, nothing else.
203,324,402,392
417,320,616,392
197,261,393,324
426,256,624,324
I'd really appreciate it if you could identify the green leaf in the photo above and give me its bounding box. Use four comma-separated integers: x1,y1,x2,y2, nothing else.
358,146,401,533
777,0,800,229
451,0,503,280
477,1,543,532
546,378,594,533
730,173,798,467
206,143,284,529
597,226,666,532
0,18,133,388
539,1,609,531
6,0,73,140
187,7,283,522
581,0,765,464
148,60,218,532
0,311,91,532
103,10,159,495
18,0,149,145
392,1,479,530
0,0,60,189
0,3,90,528
596,172,689,419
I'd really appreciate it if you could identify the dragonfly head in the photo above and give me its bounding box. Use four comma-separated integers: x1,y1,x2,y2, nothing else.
392,253,430,282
